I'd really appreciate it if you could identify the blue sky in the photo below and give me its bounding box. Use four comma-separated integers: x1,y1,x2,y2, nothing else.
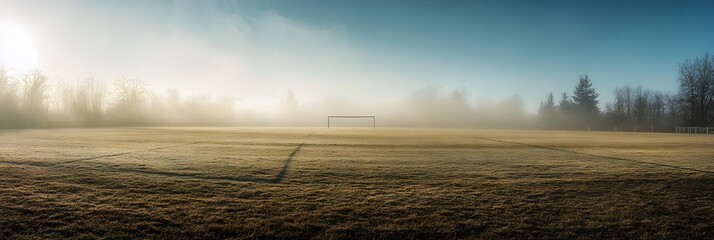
238,0,714,107
2,0,713,112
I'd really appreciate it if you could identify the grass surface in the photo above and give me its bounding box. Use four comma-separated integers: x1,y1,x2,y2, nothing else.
1,127,713,239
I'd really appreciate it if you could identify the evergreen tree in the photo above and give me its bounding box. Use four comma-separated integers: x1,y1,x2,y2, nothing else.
558,92,573,113
538,92,557,129
539,93,556,114
572,74,600,113
556,92,574,129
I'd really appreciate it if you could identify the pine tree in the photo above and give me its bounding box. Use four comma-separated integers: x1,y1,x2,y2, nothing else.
558,92,573,113
538,92,557,129
572,74,600,113
539,93,556,114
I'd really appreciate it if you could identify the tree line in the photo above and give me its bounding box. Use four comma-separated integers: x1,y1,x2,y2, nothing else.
538,53,714,132
0,67,237,128
2,53,712,130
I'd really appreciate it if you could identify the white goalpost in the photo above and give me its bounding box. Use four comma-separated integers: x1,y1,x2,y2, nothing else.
327,115,376,128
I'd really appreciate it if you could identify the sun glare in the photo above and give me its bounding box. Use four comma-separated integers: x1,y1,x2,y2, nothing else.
0,21,39,74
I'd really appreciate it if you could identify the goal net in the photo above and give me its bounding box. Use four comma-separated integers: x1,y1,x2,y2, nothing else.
327,115,376,128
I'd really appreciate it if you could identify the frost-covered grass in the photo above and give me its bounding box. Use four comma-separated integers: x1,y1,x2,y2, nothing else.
1,127,712,239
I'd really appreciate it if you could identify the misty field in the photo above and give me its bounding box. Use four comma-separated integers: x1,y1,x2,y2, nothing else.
1,127,713,239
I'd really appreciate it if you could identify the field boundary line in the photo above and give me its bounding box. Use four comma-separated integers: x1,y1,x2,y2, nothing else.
473,136,713,174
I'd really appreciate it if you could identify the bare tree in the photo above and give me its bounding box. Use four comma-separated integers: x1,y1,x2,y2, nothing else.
111,76,147,124
449,88,469,106
632,86,650,131
0,66,9,97
648,91,666,131
73,78,106,124
612,87,628,130
665,94,684,130
166,88,181,107
58,83,75,122
0,66,21,127
621,85,634,129
678,53,714,126
0,67,13,109
21,69,49,124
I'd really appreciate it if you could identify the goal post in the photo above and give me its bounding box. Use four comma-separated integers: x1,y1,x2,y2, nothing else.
327,115,376,128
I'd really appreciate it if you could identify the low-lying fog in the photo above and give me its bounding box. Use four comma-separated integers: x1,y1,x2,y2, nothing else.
0,1,535,128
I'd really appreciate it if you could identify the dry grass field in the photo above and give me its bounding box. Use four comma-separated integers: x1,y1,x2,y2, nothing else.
0,127,713,239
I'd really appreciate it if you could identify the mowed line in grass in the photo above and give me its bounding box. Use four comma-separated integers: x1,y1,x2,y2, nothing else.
0,131,315,184
472,136,713,174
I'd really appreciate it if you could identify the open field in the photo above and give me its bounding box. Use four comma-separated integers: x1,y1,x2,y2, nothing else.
1,127,713,239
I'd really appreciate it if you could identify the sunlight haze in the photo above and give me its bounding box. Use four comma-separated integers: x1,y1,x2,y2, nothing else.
1,0,713,122
2,1,714,239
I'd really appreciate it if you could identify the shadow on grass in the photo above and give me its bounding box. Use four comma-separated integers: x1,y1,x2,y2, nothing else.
273,143,304,183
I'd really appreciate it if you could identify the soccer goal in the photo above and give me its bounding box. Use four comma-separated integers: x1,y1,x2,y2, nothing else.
327,115,376,128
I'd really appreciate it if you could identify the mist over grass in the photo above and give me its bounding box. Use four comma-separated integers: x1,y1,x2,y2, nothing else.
0,66,535,129
2,57,707,131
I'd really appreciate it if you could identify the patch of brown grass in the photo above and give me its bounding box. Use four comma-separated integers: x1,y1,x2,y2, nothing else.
0,127,712,239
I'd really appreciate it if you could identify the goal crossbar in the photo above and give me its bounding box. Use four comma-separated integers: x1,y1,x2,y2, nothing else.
327,115,376,128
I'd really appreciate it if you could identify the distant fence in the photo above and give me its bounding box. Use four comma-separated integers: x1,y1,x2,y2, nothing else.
675,126,714,134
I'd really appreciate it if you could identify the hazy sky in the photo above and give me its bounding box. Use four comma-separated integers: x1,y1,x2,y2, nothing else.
1,0,713,112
